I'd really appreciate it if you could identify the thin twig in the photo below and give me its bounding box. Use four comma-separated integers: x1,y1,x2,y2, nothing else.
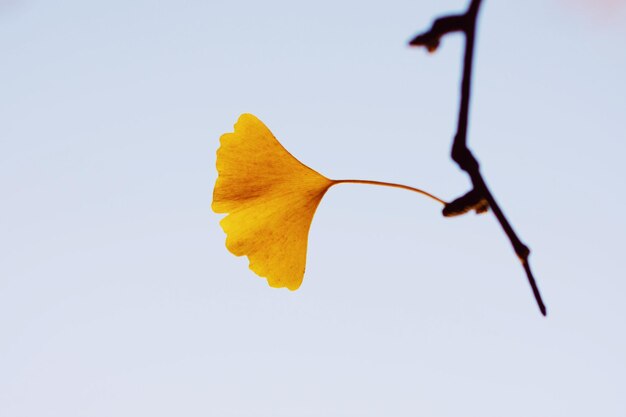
410,0,547,316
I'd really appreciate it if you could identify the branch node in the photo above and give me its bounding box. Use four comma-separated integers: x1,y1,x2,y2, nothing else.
442,188,489,217
408,14,466,52
451,142,479,172
517,244,530,261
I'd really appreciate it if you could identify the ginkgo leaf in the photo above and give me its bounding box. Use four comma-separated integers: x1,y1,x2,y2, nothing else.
212,113,334,290
212,114,444,290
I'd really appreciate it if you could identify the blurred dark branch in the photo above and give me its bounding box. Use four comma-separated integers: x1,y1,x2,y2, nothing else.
409,0,547,316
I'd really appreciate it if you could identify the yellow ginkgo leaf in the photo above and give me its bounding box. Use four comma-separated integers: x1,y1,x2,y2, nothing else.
212,113,334,290
212,113,444,290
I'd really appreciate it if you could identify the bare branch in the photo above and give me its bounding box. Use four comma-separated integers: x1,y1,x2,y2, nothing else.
409,0,547,316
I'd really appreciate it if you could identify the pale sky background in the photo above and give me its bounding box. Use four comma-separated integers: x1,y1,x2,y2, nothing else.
1,1,626,416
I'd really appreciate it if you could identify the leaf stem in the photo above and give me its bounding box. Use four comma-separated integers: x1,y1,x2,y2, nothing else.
332,179,447,205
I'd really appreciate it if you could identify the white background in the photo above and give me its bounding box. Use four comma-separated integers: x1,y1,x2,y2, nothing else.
1,0,625,415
